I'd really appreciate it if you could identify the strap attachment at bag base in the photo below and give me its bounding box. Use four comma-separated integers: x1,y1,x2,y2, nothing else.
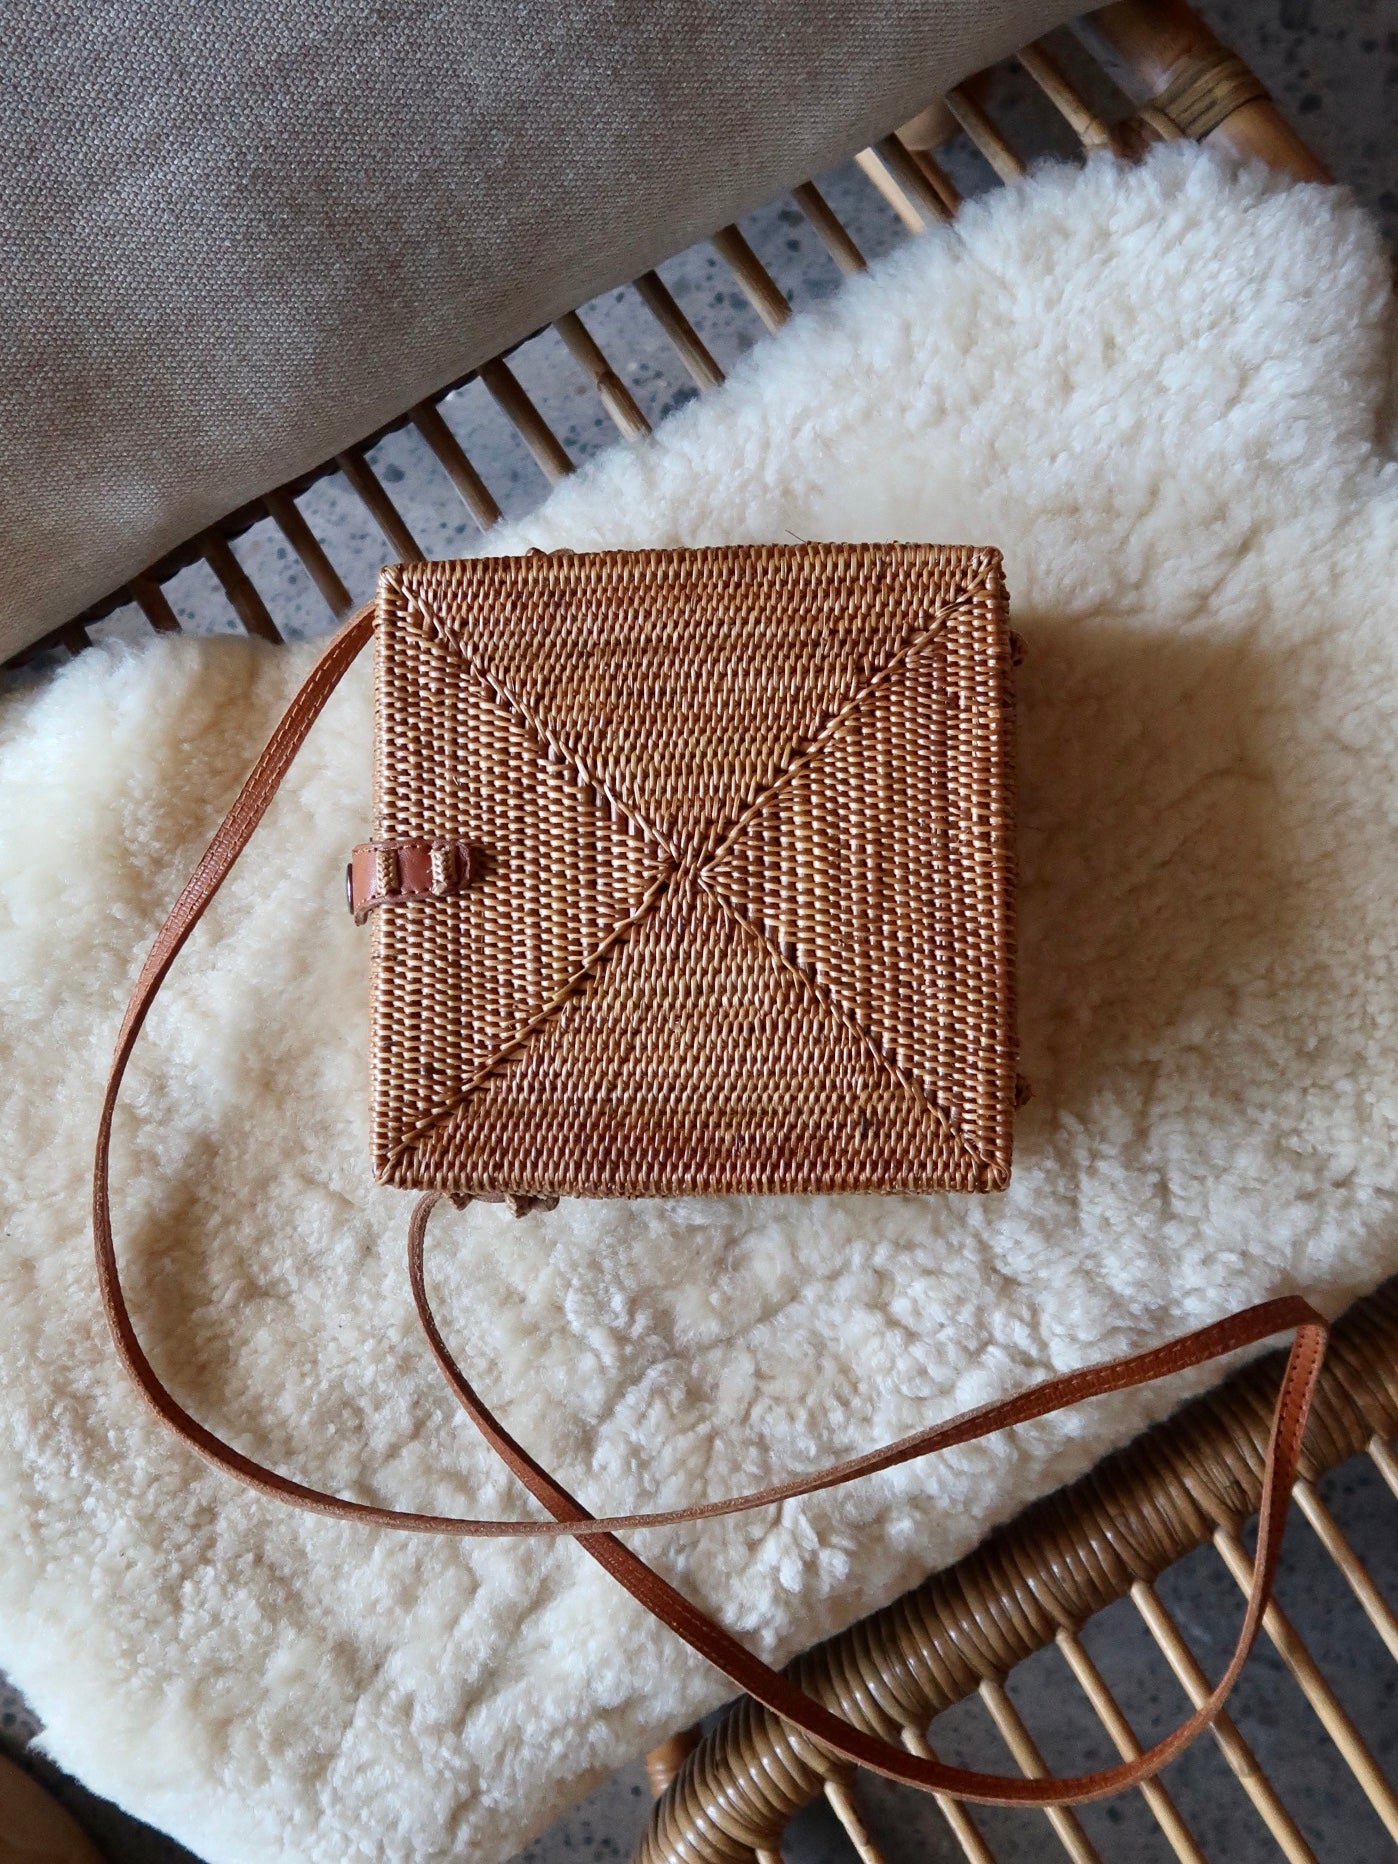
449,1189,559,1217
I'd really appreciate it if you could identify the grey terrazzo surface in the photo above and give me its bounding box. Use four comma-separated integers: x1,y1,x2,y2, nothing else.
4,5,1396,1862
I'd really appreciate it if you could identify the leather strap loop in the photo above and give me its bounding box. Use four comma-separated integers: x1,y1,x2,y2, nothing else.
347,838,478,923
92,601,1330,1806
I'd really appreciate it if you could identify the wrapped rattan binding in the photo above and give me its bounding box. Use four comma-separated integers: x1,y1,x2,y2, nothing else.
368,542,1019,1200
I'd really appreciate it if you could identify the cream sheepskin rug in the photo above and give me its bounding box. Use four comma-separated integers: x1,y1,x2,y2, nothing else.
1,146,1396,1864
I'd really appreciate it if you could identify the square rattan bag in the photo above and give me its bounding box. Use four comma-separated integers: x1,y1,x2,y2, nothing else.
354,541,1018,1199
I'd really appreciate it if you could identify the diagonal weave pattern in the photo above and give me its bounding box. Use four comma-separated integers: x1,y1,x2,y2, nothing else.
369,543,1018,1197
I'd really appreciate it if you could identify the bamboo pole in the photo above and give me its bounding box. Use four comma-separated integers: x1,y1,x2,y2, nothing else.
901,1725,999,1864
335,449,423,560
1367,1436,1398,1503
822,1778,888,1864
477,357,575,482
854,148,925,232
409,402,502,531
1212,1525,1398,1841
130,575,182,633
1080,0,1330,180
978,1678,1104,1864
1055,1628,1205,1863
633,270,725,391
944,86,1028,181
1130,1580,1316,1862
203,535,281,642
1292,1478,1398,1663
873,134,956,224
1017,39,1121,150
792,182,866,276
263,490,353,618
554,310,651,441
710,225,791,332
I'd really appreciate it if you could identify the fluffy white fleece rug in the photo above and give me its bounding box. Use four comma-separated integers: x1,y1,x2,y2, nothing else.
2,145,1396,1864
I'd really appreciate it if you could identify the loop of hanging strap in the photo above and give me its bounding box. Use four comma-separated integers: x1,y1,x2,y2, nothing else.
92,603,1329,1806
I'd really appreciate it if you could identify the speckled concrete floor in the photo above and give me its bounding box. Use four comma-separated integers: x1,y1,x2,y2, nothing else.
4,5,1396,1860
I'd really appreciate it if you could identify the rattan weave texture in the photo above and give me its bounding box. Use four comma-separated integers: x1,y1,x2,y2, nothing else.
370,543,1017,1197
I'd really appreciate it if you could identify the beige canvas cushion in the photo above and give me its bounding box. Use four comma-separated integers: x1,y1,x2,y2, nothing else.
1,0,1074,660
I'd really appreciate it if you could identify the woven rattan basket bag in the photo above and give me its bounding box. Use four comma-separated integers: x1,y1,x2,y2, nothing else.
94,540,1327,1807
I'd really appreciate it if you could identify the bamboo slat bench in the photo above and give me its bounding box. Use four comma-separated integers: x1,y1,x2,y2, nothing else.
639,1283,1398,1864
10,4,1394,1862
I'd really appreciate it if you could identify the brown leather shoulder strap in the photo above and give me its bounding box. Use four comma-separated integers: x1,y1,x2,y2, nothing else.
409,1192,1326,1805
93,602,1329,1806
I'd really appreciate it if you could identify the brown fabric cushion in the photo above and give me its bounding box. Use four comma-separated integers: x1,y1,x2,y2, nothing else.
0,0,1073,659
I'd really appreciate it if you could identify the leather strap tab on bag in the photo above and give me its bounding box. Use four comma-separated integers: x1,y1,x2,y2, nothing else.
93,601,1330,1808
346,837,478,923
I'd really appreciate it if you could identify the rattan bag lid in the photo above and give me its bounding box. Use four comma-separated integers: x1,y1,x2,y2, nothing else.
366,541,1018,1199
